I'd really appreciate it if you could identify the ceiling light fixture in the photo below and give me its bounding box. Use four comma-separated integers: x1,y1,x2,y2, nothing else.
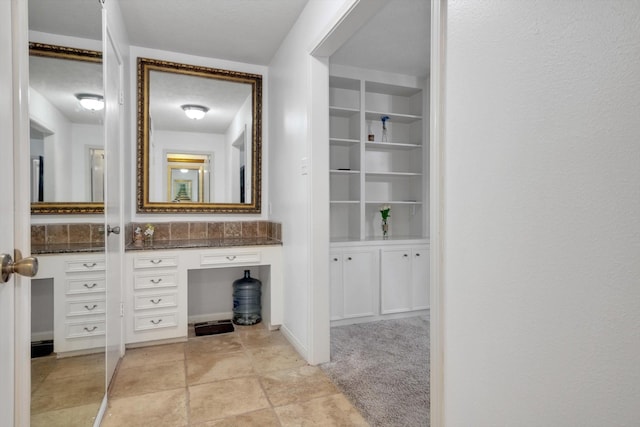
181,104,209,120
75,93,104,111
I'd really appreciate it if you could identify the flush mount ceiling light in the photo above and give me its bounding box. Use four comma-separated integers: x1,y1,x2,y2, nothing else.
75,93,104,111
181,104,209,120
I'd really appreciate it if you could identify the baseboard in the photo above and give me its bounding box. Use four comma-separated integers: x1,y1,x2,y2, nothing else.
330,309,430,327
188,311,233,324
279,324,309,362
31,330,53,342
93,395,108,427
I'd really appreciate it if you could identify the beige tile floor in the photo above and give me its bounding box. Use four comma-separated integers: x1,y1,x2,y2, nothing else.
31,352,105,427
101,324,369,426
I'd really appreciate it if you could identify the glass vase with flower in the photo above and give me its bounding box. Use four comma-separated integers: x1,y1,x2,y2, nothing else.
380,204,391,239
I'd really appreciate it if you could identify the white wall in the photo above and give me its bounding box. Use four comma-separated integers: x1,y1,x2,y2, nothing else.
29,87,72,202
441,1,640,425
268,0,356,359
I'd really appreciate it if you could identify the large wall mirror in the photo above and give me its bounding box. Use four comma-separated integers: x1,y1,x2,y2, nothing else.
29,43,104,214
137,57,262,213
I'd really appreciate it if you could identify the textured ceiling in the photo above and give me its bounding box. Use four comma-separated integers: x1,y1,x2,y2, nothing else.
118,0,309,65
27,0,429,127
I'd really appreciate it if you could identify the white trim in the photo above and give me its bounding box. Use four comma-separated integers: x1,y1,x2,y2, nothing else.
12,0,32,423
279,323,309,362
93,395,108,427
429,1,445,426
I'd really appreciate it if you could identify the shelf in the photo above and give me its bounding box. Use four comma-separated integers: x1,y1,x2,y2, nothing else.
365,201,422,205
330,169,360,174
365,142,421,150
330,71,426,242
330,138,360,146
365,110,422,124
365,171,422,178
365,81,422,97
330,106,359,117
330,76,360,91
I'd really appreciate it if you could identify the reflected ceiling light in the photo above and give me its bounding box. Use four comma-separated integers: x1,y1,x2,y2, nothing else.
75,93,104,111
181,104,209,120
180,169,189,173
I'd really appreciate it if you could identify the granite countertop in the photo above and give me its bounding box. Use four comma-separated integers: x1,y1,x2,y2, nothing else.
125,237,282,251
32,237,282,255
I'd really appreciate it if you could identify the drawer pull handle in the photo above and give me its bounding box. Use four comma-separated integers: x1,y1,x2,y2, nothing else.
415,253,421,257
84,304,98,311
333,258,338,261
84,326,98,332
150,278,163,284
83,283,98,289
150,319,163,325
83,262,97,268
226,255,237,261
150,298,162,304
150,259,162,264
347,257,352,261
404,254,409,257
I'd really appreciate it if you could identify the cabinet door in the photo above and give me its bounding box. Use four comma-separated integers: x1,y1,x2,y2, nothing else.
342,250,377,318
380,248,412,314
411,247,430,310
329,252,344,320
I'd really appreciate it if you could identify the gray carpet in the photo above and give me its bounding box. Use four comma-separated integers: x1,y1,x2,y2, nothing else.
320,316,430,427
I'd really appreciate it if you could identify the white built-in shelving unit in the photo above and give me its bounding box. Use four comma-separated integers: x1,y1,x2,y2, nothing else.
329,68,428,243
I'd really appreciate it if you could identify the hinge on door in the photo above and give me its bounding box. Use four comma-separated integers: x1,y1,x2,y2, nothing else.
120,302,124,317
119,91,124,105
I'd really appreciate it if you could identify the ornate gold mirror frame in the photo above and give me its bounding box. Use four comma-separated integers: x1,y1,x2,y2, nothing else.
29,43,103,215
136,57,262,213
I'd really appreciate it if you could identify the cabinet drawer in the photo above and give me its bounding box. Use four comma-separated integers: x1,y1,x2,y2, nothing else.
134,254,178,269
134,271,178,289
134,292,178,310
66,319,105,339
65,258,106,273
66,277,106,294
200,251,260,266
134,312,178,331
66,298,106,316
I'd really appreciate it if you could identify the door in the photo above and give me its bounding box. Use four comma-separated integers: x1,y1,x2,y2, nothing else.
1,0,33,424
411,247,429,310
381,248,412,314
343,249,377,318
103,2,126,384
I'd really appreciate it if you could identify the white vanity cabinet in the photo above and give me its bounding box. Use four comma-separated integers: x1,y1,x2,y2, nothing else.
330,247,379,321
126,252,183,344
380,245,429,314
124,245,283,346
38,253,106,356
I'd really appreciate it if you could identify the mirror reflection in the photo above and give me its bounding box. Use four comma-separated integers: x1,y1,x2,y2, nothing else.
29,43,104,214
138,58,262,213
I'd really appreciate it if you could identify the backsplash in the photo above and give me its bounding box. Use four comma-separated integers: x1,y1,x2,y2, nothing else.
31,223,104,245
31,221,282,246
125,221,282,242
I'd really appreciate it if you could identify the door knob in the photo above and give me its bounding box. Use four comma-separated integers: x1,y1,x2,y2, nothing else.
106,225,121,235
1,251,39,283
